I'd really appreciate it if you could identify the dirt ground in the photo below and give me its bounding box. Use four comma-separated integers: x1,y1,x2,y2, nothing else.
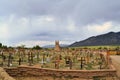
110,55,120,79
15,76,118,80
15,76,89,80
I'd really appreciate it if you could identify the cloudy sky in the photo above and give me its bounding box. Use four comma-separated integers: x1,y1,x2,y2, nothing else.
0,0,120,47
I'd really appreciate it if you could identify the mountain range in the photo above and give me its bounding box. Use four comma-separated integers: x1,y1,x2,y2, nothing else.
69,32,120,47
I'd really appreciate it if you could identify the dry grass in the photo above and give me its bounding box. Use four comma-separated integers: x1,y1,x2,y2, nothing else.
15,76,119,80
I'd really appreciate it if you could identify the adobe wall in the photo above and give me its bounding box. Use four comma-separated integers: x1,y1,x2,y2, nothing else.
0,67,15,80
4,65,116,78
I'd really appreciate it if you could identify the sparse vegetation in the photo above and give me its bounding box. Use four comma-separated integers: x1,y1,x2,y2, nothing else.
0,42,119,80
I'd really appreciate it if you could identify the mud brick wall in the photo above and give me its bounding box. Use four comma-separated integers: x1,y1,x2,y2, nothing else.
0,67,15,80
4,66,116,78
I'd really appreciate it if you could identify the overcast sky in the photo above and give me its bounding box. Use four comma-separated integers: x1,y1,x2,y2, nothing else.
0,0,120,47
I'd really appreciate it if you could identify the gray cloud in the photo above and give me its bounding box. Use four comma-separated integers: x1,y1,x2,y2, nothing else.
0,0,120,46
1,0,120,24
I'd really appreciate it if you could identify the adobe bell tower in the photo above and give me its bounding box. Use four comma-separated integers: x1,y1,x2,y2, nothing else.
54,41,61,51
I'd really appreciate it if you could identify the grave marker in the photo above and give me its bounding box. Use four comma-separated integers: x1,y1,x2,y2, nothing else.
78,57,86,69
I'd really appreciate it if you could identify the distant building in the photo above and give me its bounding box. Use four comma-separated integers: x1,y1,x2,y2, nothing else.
54,41,61,51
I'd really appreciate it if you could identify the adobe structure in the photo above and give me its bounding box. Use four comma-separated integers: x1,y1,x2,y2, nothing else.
54,41,61,51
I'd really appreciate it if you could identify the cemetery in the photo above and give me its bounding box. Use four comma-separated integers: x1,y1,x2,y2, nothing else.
0,41,119,80
0,0,120,79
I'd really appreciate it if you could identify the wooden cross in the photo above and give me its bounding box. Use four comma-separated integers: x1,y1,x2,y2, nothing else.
8,53,12,67
42,53,45,64
69,59,72,69
0,51,4,66
18,57,21,65
18,51,22,65
55,60,59,69
79,57,86,69
37,50,40,62
28,51,33,66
